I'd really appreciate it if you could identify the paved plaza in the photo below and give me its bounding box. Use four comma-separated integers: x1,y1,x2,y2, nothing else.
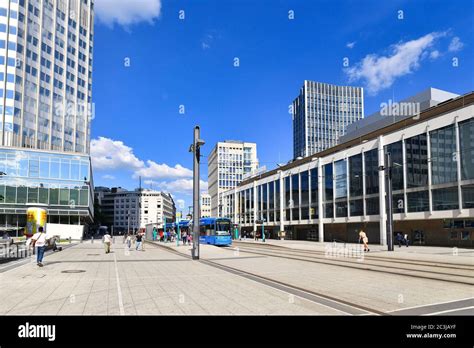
159,239,474,315
0,240,343,315
0,238,472,316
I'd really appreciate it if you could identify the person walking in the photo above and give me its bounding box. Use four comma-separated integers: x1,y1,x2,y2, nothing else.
187,233,192,246
403,233,409,247
152,228,157,241
182,230,187,245
141,231,146,251
396,232,404,247
135,232,143,251
103,232,112,254
125,233,132,250
31,227,47,267
358,228,370,252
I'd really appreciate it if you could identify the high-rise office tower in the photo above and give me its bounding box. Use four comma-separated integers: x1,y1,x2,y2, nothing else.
293,81,364,158
208,141,258,217
0,0,95,237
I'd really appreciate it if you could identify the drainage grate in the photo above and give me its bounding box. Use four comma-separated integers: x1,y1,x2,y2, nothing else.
61,270,86,273
87,254,100,256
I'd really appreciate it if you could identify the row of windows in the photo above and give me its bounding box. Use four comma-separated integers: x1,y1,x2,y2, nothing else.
0,7,18,19
0,150,89,181
0,184,89,206
227,118,474,222
233,182,474,223
0,23,17,34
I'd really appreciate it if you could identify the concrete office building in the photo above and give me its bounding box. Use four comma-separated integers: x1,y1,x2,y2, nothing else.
222,91,474,247
112,189,175,233
208,140,258,217
293,81,364,159
0,0,95,238
93,186,122,227
201,192,211,218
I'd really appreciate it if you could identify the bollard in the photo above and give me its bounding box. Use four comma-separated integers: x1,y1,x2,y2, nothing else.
91,236,94,244
69,237,72,244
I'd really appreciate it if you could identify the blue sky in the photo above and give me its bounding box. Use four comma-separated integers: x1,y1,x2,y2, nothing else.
90,0,474,212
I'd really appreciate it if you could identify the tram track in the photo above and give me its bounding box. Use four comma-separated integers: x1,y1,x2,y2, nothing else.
145,241,384,315
227,243,474,286
232,241,474,270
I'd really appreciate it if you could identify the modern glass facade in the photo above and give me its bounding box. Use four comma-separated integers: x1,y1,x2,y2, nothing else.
222,92,474,246
0,147,90,204
0,0,95,230
293,81,364,158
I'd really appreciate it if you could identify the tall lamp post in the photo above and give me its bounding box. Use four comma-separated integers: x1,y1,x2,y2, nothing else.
379,152,398,251
189,126,205,260
164,216,166,242
176,212,180,246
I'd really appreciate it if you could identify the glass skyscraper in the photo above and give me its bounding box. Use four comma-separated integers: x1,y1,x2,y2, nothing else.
293,81,364,158
0,0,94,234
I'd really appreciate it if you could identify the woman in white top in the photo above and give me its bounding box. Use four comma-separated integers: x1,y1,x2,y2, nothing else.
31,227,47,267
358,229,370,252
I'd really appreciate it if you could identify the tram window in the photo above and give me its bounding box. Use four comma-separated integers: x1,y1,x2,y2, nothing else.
216,220,231,234
450,231,458,240
204,224,214,236
461,231,470,240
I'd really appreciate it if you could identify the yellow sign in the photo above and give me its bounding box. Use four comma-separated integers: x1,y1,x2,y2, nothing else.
26,207,47,236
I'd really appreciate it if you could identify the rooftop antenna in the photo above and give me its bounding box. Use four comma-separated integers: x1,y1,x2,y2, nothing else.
139,175,142,192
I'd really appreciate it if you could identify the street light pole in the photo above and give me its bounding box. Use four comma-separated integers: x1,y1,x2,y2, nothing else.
176,213,180,247
190,125,205,260
164,216,166,242
385,152,395,252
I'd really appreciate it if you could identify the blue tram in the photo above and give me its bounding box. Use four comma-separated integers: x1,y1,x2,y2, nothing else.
199,217,232,246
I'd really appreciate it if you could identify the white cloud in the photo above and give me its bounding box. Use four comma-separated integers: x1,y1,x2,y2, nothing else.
91,137,144,170
134,161,192,179
345,32,445,95
346,41,356,49
94,0,162,27
448,36,464,52
102,174,116,180
429,50,440,60
91,136,193,180
144,179,208,195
